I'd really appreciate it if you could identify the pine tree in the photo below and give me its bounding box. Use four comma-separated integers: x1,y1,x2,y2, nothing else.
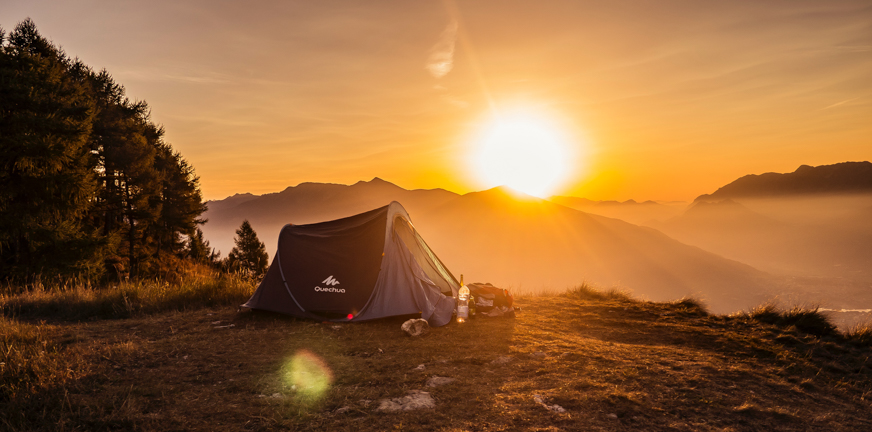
226,220,268,278
187,227,218,265
87,70,164,276
0,19,208,281
0,19,106,280
152,143,207,258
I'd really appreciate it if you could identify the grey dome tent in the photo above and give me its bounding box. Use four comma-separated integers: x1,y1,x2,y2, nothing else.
242,202,460,326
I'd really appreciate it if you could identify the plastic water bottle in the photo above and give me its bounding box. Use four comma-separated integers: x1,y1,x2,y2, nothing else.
457,274,469,323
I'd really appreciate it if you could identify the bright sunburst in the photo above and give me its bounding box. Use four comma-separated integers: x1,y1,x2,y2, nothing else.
471,112,574,198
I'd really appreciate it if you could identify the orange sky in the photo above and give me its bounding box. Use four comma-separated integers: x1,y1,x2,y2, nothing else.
5,1,871,201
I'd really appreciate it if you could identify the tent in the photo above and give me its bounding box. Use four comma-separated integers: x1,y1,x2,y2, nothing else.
242,201,460,326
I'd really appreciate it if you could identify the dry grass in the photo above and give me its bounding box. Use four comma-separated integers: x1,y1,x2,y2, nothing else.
2,283,871,431
845,323,872,346
1,273,256,321
562,282,634,302
744,304,838,337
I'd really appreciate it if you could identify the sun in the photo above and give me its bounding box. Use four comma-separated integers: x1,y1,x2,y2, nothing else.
471,112,574,198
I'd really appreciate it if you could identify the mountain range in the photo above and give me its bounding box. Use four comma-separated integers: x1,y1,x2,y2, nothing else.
548,196,685,225
202,179,775,313
202,161,872,313
654,164,872,285
695,161,872,202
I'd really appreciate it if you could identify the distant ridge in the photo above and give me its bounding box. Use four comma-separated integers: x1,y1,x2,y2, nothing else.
201,177,459,254
202,180,778,312
695,161,872,202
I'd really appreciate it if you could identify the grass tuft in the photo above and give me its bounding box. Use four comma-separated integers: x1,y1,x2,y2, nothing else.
563,283,633,302
670,297,709,316
844,323,872,347
746,304,837,336
748,303,781,324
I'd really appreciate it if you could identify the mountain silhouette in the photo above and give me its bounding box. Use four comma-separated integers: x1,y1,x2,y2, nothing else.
695,161,872,202
201,178,458,256
413,187,772,312
550,195,684,225
204,181,776,313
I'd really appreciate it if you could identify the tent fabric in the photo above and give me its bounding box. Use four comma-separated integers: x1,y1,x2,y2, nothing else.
242,201,460,326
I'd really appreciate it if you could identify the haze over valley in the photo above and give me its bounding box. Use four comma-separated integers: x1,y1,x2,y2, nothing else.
202,162,872,319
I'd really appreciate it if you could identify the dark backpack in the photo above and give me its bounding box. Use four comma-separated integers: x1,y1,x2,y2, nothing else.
467,282,514,313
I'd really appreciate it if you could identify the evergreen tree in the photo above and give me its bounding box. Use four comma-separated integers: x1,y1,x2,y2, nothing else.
152,143,207,259
87,70,162,276
226,220,268,278
0,19,208,281
0,19,106,279
187,227,219,265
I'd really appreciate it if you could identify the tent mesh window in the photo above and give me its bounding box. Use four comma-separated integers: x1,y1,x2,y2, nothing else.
392,215,459,296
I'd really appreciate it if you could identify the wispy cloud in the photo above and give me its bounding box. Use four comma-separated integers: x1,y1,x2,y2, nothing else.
425,20,458,79
822,97,861,110
117,69,229,85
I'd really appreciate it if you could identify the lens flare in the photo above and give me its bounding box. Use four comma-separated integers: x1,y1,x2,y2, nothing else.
282,350,333,402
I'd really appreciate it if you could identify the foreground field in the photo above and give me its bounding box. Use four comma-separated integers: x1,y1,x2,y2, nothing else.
3,286,872,431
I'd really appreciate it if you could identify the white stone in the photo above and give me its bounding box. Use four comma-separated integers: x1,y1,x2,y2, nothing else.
377,390,436,411
533,394,567,413
426,376,456,387
401,319,430,337
491,356,514,365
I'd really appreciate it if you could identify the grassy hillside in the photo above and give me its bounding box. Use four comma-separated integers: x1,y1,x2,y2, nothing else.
2,283,871,431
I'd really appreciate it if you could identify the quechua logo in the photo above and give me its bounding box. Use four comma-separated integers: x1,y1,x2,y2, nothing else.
315,275,345,293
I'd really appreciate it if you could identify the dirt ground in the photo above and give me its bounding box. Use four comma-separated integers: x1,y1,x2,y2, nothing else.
5,295,872,431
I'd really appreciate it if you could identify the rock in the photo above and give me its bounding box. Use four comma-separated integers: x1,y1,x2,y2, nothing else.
426,376,456,387
412,364,426,371
376,390,436,411
401,319,430,337
358,399,372,407
491,356,514,365
607,413,618,419
334,406,351,414
485,308,505,317
533,394,567,413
